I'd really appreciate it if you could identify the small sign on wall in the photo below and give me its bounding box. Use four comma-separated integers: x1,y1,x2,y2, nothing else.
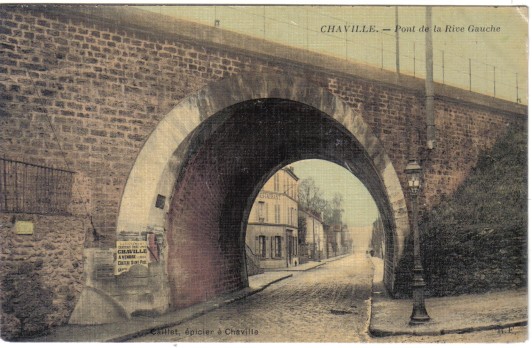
94,249,115,279
15,221,33,235
115,240,149,275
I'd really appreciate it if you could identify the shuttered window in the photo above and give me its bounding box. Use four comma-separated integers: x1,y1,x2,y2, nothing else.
258,235,266,257
275,236,282,258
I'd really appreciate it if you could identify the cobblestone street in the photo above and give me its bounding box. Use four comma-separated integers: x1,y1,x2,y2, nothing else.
131,253,374,342
128,252,527,343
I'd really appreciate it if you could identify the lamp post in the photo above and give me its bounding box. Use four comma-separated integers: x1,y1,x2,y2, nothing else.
405,159,431,325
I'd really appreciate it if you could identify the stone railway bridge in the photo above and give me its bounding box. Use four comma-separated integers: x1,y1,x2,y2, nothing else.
0,5,526,336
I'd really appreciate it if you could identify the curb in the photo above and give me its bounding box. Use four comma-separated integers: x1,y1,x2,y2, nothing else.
265,263,323,272
109,274,293,342
369,320,528,337
361,257,377,341
264,254,350,273
366,258,379,338
366,258,528,339
223,274,293,305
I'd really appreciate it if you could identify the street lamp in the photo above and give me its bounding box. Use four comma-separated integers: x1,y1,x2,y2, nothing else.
405,159,431,325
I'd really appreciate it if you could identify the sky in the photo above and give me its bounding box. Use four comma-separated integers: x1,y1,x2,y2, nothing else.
140,5,528,104
290,159,379,228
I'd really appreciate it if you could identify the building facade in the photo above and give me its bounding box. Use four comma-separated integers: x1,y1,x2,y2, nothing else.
370,216,385,258
298,209,326,262
326,224,343,258
246,167,299,269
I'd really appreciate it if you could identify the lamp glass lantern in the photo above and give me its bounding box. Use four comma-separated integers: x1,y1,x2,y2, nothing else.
405,160,422,195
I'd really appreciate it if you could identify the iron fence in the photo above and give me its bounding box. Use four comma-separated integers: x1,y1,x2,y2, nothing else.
0,158,74,215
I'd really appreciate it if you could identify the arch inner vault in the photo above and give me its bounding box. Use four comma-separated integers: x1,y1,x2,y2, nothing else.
113,73,409,315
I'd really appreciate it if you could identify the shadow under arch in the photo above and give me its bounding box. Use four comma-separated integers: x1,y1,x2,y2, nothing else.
116,73,410,312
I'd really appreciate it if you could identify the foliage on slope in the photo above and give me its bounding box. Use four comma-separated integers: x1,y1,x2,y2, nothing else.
420,125,527,296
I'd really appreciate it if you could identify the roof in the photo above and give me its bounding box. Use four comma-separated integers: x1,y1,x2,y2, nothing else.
298,208,323,222
283,166,299,181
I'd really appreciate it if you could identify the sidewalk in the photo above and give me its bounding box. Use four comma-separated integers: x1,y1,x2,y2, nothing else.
23,255,350,342
368,257,528,337
23,273,293,342
264,253,350,272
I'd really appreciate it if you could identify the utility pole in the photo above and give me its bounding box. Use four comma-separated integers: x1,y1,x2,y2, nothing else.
395,6,400,75
425,6,435,150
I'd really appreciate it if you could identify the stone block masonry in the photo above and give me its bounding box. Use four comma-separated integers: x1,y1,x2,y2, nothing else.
0,6,214,247
0,213,87,340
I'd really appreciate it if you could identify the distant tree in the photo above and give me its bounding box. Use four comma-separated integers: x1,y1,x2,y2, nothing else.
298,178,344,226
329,193,344,225
298,178,328,213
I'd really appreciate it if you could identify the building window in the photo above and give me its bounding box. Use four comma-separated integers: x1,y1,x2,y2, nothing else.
275,236,282,258
290,183,293,198
290,208,295,226
257,201,265,222
274,173,279,192
258,235,266,257
275,204,280,224
287,207,295,226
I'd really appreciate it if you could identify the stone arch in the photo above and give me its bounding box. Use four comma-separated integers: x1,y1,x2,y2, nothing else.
116,73,409,309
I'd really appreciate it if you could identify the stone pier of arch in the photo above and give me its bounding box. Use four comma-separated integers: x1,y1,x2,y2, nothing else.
69,73,410,324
